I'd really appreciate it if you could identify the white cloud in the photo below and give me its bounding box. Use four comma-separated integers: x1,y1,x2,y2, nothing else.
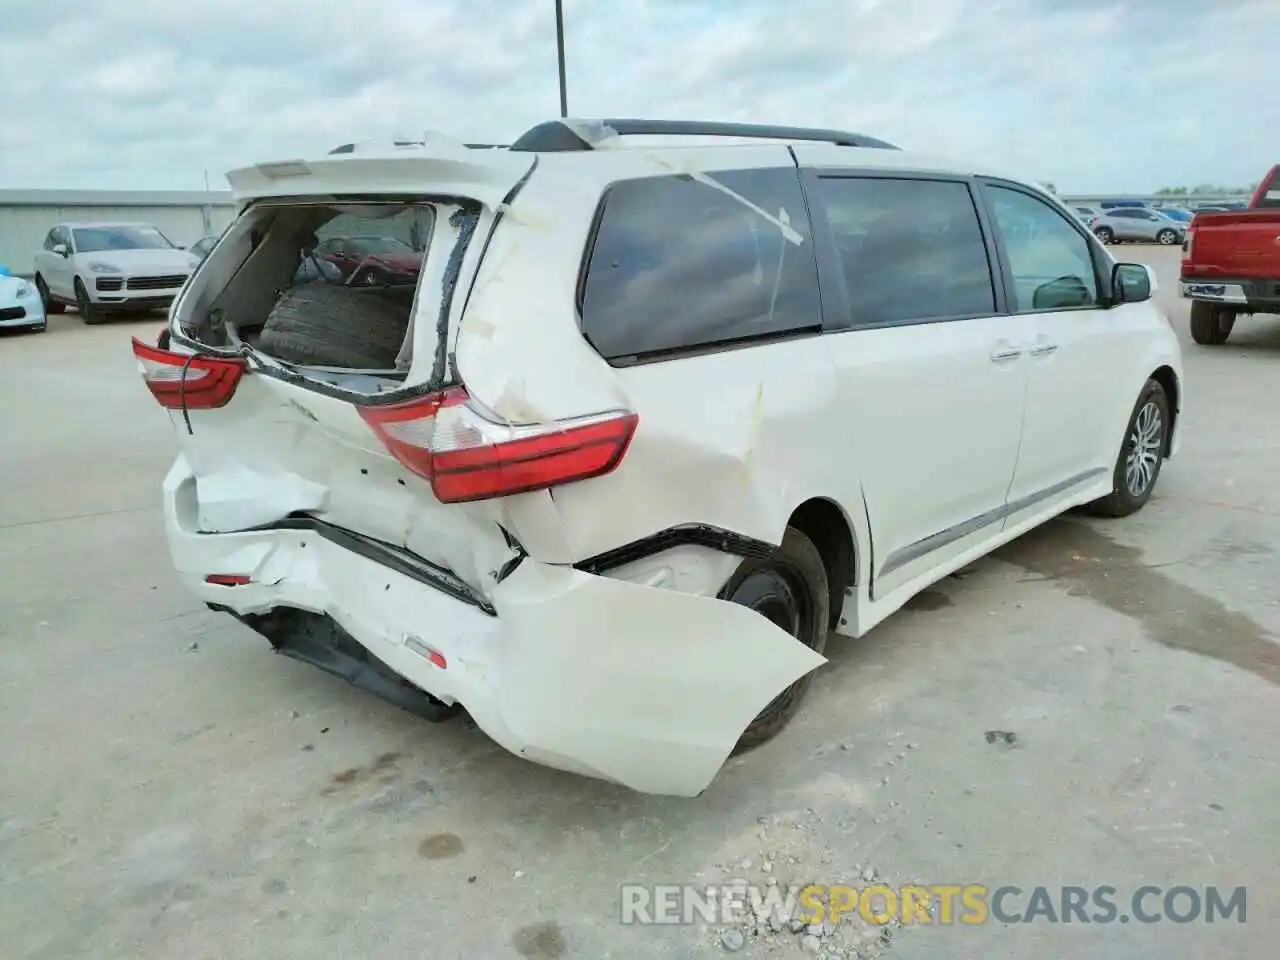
0,0,1275,193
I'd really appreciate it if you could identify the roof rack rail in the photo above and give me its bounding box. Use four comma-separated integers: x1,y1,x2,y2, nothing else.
328,140,509,155
508,118,899,153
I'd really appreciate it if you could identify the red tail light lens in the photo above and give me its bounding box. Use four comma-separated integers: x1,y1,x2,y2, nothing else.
206,574,252,586
358,387,638,503
132,337,246,410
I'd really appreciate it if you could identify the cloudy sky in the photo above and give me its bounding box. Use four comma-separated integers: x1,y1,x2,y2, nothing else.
2,0,1276,194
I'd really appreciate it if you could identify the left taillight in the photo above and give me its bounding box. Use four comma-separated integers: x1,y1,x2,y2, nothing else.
358,387,638,504
131,337,246,410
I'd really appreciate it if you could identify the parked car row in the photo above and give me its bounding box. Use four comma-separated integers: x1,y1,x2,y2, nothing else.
1069,204,1190,246
1091,206,1188,246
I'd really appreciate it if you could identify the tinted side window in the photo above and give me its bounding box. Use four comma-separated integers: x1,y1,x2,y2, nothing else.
986,185,1098,312
579,167,820,360
814,177,995,326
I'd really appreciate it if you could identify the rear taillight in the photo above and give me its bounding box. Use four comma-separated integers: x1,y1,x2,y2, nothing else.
206,574,252,586
131,337,246,410
358,387,638,503
1182,226,1194,259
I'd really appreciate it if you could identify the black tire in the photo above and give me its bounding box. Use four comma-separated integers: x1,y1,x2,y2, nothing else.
1156,228,1179,245
35,275,64,314
724,526,830,754
74,278,99,324
1094,226,1115,244
1085,378,1170,518
1189,300,1234,345
257,284,410,368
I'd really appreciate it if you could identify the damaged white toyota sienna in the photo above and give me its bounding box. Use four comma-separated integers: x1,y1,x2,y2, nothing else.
134,119,1184,797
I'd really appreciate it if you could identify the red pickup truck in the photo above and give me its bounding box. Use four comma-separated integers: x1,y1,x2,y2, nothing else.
1180,164,1280,344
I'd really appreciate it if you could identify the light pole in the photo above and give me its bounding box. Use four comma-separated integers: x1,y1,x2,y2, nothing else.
555,0,568,118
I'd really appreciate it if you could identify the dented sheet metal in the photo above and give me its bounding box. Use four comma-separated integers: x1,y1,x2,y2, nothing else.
165,462,827,796
491,561,827,796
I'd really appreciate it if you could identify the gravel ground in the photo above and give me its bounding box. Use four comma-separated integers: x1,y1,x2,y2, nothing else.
1,246,1277,959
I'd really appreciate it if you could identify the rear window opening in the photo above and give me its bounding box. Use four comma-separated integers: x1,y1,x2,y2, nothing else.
175,199,467,393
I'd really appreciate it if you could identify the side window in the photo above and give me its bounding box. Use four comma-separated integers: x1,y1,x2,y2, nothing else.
42,230,55,251
986,185,1099,312
814,176,996,326
579,167,820,361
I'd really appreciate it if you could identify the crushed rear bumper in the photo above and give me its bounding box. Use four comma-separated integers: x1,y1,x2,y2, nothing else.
163,458,825,796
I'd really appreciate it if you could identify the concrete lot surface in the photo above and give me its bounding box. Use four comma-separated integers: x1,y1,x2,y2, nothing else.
1,246,1277,959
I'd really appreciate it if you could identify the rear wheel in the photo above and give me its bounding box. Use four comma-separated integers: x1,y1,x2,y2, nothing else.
724,527,829,753
1085,378,1170,518
74,278,99,324
1156,228,1179,245
35,275,64,314
1189,300,1234,345
1094,226,1115,244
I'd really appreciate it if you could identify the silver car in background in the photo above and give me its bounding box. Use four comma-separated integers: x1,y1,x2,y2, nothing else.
1091,207,1185,245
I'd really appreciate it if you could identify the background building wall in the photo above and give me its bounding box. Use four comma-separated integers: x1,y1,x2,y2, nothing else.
0,190,237,276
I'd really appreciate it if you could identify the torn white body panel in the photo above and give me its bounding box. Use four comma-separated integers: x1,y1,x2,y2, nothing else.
165,457,824,796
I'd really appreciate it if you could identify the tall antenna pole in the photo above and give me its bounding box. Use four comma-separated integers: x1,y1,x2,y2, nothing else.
555,0,568,118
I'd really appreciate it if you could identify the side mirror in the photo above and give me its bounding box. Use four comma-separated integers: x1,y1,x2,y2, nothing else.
1112,263,1153,304
52,243,68,257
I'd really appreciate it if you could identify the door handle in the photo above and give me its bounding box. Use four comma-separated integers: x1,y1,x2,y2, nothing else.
990,347,1023,363
1028,342,1059,358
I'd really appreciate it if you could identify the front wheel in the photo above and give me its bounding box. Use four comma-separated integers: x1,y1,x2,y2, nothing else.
1085,379,1170,518
1157,228,1179,245
1094,226,1115,244
1189,300,1234,345
74,278,99,324
723,526,830,754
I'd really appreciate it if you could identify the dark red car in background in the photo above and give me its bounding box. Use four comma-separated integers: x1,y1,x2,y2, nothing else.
314,235,424,285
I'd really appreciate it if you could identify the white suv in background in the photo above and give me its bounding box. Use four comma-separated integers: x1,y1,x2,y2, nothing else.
133,119,1183,797
34,222,200,323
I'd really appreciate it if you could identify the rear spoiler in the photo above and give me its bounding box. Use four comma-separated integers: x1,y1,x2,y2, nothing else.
225,137,536,210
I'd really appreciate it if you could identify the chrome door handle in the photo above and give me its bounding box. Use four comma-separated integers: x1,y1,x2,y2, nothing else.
990,347,1023,363
1028,343,1059,357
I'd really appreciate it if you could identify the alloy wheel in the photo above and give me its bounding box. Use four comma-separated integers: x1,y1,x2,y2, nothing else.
1124,400,1163,496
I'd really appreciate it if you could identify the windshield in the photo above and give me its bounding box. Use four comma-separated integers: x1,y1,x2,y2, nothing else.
1158,209,1191,221
73,226,173,253
349,236,415,255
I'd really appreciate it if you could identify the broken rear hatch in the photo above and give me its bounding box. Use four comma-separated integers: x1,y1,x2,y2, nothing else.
152,142,540,595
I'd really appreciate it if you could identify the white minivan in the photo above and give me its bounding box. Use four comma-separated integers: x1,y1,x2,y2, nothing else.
133,120,1183,796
